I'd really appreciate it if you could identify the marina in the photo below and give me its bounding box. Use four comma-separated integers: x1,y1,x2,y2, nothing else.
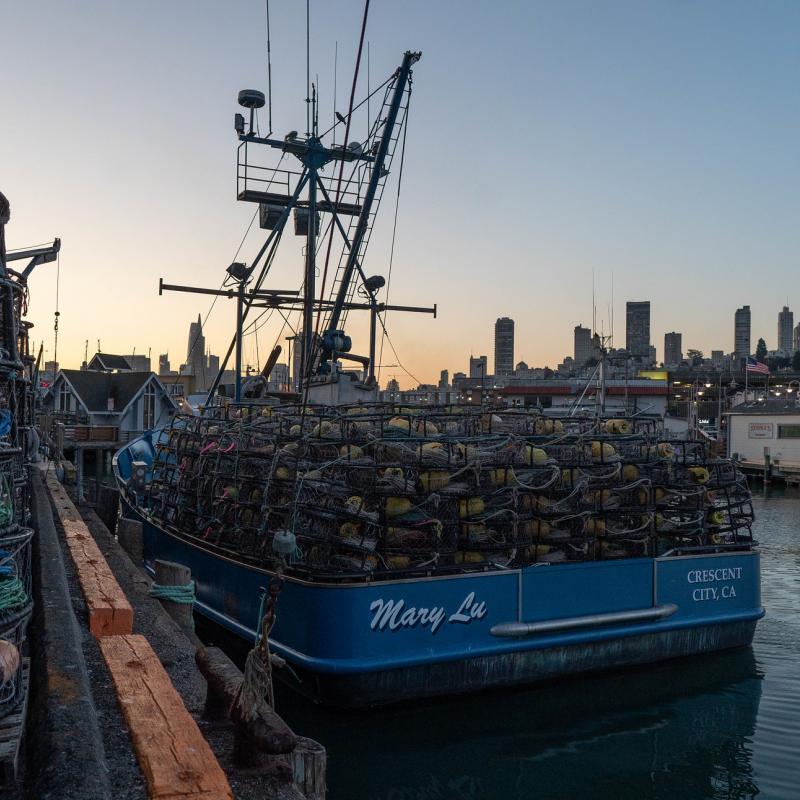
3,1,800,798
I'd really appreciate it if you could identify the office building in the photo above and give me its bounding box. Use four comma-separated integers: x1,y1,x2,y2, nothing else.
187,314,206,379
663,332,682,367
734,305,751,360
625,302,650,357
494,318,515,376
469,355,488,381
778,306,793,353
574,325,593,366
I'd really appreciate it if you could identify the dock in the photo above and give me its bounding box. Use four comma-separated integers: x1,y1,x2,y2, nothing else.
6,465,325,800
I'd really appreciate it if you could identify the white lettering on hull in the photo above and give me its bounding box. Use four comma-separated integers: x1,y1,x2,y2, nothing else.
687,566,743,602
370,591,487,634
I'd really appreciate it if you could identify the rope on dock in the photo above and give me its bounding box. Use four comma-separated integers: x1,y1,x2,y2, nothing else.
148,580,195,605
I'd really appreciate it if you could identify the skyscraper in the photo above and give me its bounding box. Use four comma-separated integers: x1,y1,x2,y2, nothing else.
186,314,206,380
734,305,751,360
469,355,488,380
438,369,449,389
794,322,800,353
664,332,682,366
778,306,793,353
494,318,514,376
625,302,651,357
573,325,592,366
158,353,170,374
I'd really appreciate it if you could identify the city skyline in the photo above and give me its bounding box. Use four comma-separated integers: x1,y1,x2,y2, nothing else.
5,1,800,389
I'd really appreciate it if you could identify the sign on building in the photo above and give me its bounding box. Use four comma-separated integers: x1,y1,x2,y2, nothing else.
748,423,774,439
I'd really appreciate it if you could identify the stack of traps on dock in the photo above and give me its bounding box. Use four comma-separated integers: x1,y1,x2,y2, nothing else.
146,405,755,580
0,273,36,719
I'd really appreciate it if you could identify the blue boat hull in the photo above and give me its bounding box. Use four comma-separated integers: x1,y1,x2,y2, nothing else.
115,433,764,707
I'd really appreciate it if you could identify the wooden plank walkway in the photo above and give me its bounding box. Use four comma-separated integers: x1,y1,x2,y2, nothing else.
43,470,133,636
99,635,233,800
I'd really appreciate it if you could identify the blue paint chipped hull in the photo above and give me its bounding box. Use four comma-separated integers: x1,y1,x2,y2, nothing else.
114,432,764,707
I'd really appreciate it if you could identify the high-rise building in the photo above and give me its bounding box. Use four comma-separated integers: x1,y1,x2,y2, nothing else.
186,314,206,380
494,318,514,376
778,306,793,353
158,353,170,374
794,322,800,353
438,369,449,389
734,305,751,360
663,332,682,366
711,350,724,369
269,363,289,391
469,355,488,380
207,353,220,380
625,302,650,357
574,325,592,366
124,354,151,372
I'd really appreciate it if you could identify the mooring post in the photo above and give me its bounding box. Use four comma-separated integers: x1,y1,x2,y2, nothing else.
290,737,327,800
153,559,194,632
763,446,771,485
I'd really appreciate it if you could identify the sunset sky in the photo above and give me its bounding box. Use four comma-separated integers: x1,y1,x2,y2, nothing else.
3,0,799,388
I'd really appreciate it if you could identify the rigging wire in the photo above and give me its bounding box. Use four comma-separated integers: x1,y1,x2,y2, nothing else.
376,99,410,385
53,250,60,367
313,0,371,341
317,73,392,140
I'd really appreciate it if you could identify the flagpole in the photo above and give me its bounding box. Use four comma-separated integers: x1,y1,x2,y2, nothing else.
745,362,749,402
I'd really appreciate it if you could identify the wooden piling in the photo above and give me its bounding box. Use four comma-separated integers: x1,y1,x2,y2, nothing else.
153,559,194,632
116,517,143,564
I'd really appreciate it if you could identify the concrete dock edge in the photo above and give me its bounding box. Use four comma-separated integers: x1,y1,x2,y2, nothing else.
28,469,112,800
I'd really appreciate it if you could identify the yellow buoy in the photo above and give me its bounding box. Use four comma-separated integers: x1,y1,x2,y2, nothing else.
622,464,639,482
590,441,616,460
687,466,710,484
386,497,412,518
458,497,485,518
418,471,450,492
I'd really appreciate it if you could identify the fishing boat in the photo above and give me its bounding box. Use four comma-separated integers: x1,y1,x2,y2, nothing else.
114,47,763,707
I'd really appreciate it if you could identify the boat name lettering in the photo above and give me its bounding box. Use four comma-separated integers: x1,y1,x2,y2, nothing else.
686,567,742,584
369,592,487,634
686,566,742,602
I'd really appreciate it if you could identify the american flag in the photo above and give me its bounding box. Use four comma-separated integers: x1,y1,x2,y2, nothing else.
746,356,769,375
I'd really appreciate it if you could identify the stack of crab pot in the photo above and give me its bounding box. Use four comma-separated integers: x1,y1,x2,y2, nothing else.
145,404,755,582
0,257,35,717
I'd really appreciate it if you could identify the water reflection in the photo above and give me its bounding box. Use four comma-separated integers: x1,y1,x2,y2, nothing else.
276,648,762,800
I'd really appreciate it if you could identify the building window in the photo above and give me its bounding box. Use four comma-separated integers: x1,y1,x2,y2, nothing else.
778,424,800,439
58,385,74,413
143,383,157,430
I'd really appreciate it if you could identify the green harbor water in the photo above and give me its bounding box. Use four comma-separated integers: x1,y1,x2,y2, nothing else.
275,488,800,800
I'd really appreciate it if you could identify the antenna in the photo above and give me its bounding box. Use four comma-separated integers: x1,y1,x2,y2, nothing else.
610,271,614,346
305,0,311,137
265,0,273,136
592,268,596,335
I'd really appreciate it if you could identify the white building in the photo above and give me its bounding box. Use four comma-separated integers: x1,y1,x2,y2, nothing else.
727,400,800,465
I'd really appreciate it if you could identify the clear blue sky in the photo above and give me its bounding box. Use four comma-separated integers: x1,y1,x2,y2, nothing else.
3,1,798,386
